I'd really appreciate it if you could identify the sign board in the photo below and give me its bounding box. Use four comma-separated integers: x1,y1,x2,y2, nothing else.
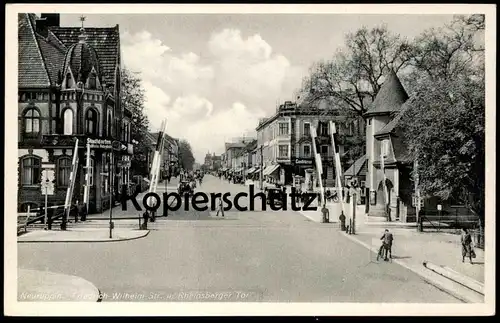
294,158,313,165
437,204,442,211
41,169,55,195
87,138,112,149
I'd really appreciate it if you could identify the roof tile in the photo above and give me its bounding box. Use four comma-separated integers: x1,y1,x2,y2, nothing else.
18,14,50,88
48,26,120,86
364,70,408,117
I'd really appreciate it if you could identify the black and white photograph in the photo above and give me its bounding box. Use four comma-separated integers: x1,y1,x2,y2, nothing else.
5,3,495,316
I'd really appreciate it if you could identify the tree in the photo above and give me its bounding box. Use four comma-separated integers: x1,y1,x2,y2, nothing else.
403,14,485,93
121,68,150,176
400,14,485,224
400,76,485,224
178,140,195,171
299,25,413,117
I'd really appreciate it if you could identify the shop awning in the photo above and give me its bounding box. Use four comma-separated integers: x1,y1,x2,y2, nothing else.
263,164,280,176
247,167,256,174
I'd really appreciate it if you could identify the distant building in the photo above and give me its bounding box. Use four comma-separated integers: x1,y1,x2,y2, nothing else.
255,99,364,186
144,132,179,179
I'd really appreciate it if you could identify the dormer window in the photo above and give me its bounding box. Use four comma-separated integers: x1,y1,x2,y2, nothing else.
89,73,97,90
65,73,73,88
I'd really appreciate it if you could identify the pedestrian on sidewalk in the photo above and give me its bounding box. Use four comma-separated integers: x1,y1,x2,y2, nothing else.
461,228,474,264
377,229,394,261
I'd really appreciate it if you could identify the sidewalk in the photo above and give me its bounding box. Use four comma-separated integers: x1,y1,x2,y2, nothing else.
18,269,101,301
351,221,485,284
18,228,149,243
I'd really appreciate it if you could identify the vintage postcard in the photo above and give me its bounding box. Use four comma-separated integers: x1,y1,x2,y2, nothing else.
4,3,496,316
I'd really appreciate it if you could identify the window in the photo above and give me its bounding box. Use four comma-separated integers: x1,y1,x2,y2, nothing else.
57,157,72,187
65,73,73,88
87,158,94,187
279,123,289,136
23,108,40,137
321,145,329,155
63,108,73,135
303,144,311,157
107,112,112,137
278,145,289,158
85,109,98,136
368,118,372,125
304,122,310,137
21,157,41,185
319,122,329,136
88,73,97,90
381,140,390,157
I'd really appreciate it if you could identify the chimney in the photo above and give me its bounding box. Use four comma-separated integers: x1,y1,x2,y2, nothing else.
41,13,60,27
35,17,49,37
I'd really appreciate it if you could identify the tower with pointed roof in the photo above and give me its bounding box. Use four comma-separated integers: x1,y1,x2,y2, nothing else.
364,70,410,220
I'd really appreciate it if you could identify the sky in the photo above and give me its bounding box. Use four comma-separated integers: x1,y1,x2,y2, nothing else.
58,13,455,163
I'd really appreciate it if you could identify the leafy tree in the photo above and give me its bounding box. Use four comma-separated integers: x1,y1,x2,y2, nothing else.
403,14,485,93
297,25,413,164
178,140,195,171
298,25,413,117
121,68,150,176
400,14,485,225
400,76,485,224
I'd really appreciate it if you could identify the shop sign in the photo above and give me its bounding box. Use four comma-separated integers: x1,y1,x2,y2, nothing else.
294,158,313,165
87,138,112,150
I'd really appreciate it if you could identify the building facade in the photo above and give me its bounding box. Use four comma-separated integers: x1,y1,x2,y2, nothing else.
18,13,132,214
364,71,415,221
255,100,361,186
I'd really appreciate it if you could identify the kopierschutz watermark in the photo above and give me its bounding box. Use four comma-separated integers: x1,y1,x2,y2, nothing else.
121,184,320,215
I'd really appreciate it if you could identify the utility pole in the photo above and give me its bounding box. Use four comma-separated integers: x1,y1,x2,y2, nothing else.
330,121,346,221
259,145,264,190
83,140,91,219
109,149,114,239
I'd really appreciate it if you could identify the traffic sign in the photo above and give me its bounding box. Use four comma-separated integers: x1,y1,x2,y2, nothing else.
437,204,442,211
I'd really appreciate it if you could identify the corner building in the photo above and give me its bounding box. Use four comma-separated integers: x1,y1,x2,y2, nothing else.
17,13,133,214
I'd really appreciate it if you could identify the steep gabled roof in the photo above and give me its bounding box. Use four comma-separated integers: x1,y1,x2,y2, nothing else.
364,70,408,117
374,99,412,137
49,26,120,87
344,155,367,177
36,33,65,86
18,13,51,88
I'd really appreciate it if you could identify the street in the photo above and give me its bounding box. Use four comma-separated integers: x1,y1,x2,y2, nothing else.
18,175,459,302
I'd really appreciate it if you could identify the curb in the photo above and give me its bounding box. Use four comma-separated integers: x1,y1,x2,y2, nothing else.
423,261,484,295
340,232,482,303
17,230,150,243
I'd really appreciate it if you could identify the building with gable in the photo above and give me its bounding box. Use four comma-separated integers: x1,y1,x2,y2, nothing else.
17,13,132,214
363,70,416,221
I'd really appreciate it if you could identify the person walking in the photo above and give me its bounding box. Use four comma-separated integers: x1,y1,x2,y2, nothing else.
461,228,474,264
377,229,394,261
